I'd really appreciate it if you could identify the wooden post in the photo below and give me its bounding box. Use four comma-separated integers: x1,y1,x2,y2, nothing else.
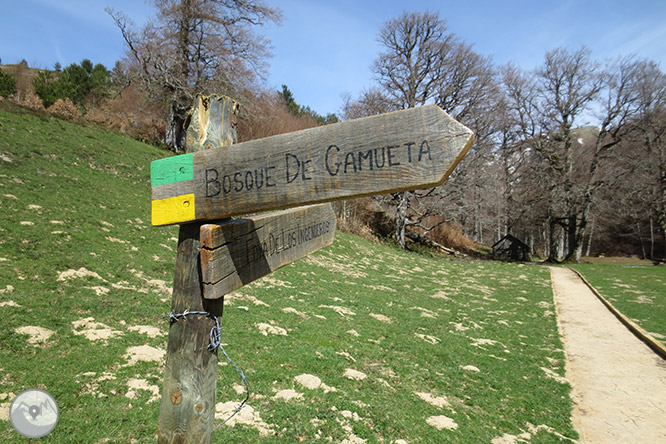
157,95,238,444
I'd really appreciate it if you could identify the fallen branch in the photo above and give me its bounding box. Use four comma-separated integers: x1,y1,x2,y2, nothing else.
405,229,462,256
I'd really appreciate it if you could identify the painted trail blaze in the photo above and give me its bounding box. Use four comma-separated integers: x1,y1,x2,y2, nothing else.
150,105,474,226
151,154,196,226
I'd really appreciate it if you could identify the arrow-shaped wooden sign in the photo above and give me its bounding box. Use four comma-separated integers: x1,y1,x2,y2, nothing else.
199,203,336,299
151,105,474,226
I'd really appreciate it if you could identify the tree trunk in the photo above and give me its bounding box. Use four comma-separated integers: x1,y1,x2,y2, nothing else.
405,229,459,255
650,217,655,260
659,148,666,258
566,214,578,261
585,218,593,257
571,216,586,263
496,217,501,242
637,221,647,259
395,191,409,248
165,99,190,152
548,218,560,262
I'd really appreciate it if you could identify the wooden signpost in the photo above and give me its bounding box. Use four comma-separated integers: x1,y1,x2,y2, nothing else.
155,94,474,444
151,104,474,226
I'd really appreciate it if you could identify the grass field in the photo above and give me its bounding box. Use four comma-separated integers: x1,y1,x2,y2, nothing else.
0,102,578,443
569,262,666,341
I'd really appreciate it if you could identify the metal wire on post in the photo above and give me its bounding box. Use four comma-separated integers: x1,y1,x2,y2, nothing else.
164,310,250,431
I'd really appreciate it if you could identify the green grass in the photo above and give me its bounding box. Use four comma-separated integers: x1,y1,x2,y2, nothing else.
0,102,577,442
569,263,666,341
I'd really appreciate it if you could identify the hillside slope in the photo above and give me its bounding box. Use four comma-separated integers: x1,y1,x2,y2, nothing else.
0,100,177,294
0,104,576,443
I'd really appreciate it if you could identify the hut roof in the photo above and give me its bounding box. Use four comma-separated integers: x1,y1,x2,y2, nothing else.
492,234,529,250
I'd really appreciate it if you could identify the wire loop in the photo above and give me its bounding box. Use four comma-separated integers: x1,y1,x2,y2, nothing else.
164,310,249,431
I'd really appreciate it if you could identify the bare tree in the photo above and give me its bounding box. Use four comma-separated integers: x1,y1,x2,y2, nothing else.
489,91,532,238
633,60,666,256
107,0,281,151
373,11,449,110
365,11,500,249
534,48,602,261
370,11,450,247
569,57,645,261
432,43,499,244
592,134,659,258
341,88,394,120
498,63,544,243
343,17,664,259
498,50,648,261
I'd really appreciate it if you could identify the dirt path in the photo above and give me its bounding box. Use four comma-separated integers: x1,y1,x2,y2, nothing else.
550,267,666,444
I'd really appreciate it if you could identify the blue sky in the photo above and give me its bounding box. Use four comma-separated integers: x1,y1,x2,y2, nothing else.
2,0,666,117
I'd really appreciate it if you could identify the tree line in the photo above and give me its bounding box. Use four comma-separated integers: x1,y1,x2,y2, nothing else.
342,11,666,262
2,3,663,260
32,59,111,108
1,0,325,145
0,59,112,109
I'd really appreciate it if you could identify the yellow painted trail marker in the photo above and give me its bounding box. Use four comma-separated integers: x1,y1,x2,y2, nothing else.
151,105,474,226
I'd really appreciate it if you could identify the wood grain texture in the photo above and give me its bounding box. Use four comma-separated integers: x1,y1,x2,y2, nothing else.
185,94,239,152
151,105,474,226
157,222,223,444
200,203,336,299
157,95,237,444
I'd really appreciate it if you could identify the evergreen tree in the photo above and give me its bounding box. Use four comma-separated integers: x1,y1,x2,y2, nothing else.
279,84,339,125
279,84,299,114
33,71,59,107
33,59,110,109
0,69,17,97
